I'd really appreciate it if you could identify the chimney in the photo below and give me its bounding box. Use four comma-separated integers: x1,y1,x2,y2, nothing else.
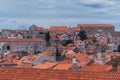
97,52,102,58
72,56,78,64
111,56,114,60
111,62,118,72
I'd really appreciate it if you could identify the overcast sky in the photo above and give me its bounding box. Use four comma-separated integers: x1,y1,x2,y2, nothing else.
0,0,120,31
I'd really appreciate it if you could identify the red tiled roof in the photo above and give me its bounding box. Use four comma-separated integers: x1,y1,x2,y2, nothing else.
53,63,73,70
18,30,28,34
81,62,112,72
86,46,96,51
106,50,113,53
49,26,68,30
0,68,120,80
87,33,97,38
57,45,66,49
77,61,89,67
33,62,58,69
17,56,31,65
77,24,114,28
0,38,45,42
0,61,14,65
47,46,56,49
110,32,120,37
65,53,89,61
41,51,54,56
117,66,120,72
5,52,19,57
2,29,16,32
67,27,77,31
59,59,72,64
1,29,28,34
35,27,43,31
72,27,81,30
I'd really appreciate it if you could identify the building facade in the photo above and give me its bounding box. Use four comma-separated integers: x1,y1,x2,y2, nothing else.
0,38,46,54
76,24,115,34
110,32,120,51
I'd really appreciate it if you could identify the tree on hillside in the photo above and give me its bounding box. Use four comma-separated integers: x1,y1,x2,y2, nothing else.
117,45,120,52
55,46,61,61
66,40,73,45
93,37,97,43
39,32,44,34
62,40,73,46
45,32,51,46
78,30,87,41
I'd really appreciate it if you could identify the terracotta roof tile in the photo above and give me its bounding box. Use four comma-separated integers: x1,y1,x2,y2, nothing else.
86,46,96,51
57,32,64,35
53,63,73,70
77,24,114,28
117,66,120,72
0,68,120,80
2,29,28,34
17,56,31,65
87,33,97,38
0,38,45,42
0,61,14,64
49,26,68,30
110,32,120,37
65,53,89,61
77,61,89,67
106,50,113,53
5,52,19,57
81,62,112,72
35,27,43,31
72,27,81,30
57,45,66,49
33,62,58,69
59,59,72,64
41,51,54,56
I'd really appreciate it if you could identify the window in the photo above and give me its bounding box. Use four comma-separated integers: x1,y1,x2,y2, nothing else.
89,28,92,30
114,38,117,40
7,46,10,50
114,42,117,44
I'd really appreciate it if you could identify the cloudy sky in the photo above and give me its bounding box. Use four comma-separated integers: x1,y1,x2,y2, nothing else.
0,0,120,30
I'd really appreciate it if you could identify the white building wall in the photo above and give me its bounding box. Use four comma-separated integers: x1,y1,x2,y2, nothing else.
81,27,114,34
9,41,46,52
32,54,56,65
112,37,120,51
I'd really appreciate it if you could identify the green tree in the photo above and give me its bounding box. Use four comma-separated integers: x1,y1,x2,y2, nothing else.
39,32,44,34
93,37,97,43
45,32,51,46
34,51,41,55
62,40,73,46
78,30,87,41
117,45,120,52
66,40,73,44
55,46,61,61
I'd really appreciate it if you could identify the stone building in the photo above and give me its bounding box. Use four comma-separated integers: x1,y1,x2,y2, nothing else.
0,38,46,54
76,24,115,34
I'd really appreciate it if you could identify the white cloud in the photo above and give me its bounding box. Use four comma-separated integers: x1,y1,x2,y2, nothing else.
0,0,120,31
77,0,115,8
76,0,118,14
0,19,8,22
13,0,56,9
93,8,108,14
